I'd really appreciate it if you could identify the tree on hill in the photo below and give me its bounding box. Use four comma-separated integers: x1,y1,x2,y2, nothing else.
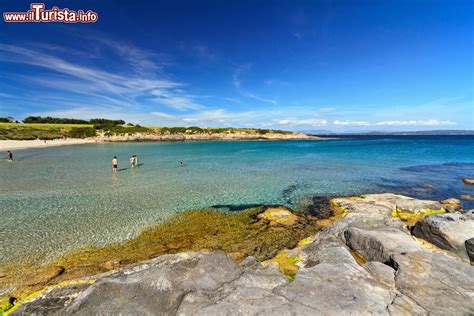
0,116,14,123
89,118,125,126
23,116,90,124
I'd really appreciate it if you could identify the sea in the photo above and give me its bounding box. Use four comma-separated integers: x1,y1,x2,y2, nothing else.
1,135,473,265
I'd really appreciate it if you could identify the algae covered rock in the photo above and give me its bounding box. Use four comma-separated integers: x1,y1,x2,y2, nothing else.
395,198,443,214
27,266,65,286
440,198,462,212
257,206,299,226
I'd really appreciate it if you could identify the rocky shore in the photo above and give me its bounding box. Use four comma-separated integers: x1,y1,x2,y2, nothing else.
95,130,318,142
4,194,474,315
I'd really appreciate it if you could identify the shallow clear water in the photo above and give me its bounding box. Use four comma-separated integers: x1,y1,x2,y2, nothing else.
1,136,474,265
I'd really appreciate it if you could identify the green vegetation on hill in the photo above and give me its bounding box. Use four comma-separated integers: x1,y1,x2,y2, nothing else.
23,116,90,125
21,116,127,126
0,122,296,140
0,123,95,140
155,126,293,135
102,125,150,136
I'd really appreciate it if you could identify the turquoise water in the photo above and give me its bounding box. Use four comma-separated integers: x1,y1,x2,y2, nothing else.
1,136,474,265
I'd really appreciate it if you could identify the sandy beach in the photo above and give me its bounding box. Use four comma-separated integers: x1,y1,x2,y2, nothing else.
0,138,97,151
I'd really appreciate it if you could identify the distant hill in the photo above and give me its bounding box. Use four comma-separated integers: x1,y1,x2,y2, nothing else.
306,130,474,136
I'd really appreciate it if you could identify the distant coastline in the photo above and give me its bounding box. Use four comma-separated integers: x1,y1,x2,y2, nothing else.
306,129,474,136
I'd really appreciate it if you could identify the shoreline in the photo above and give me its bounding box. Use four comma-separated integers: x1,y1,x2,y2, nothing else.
0,134,323,151
2,193,473,315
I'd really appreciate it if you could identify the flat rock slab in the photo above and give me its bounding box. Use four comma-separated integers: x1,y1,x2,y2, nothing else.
394,251,474,315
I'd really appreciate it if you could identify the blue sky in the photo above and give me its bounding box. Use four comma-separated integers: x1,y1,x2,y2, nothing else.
0,0,472,131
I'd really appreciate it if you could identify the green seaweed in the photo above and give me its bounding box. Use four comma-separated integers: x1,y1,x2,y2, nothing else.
0,207,319,300
0,297,15,316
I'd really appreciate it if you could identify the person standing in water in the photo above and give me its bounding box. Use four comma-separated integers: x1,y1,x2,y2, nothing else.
130,155,136,168
7,150,13,162
112,156,118,172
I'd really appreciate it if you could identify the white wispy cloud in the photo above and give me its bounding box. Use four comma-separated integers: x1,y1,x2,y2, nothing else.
94,37,163,73
275,118,327,127
233,66,277,105
375,119,456,126
150,108,256,127
333,120,370,126
0,42,204,112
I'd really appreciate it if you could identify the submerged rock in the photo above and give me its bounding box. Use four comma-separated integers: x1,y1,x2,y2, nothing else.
440,198,462,212
460,194,474,201
412,212,474,261
27,266,65,286
257,206,299,226
461,177,474,185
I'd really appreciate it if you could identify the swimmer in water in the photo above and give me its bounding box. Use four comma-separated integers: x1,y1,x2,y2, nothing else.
112,156,118,172
7,150,13,162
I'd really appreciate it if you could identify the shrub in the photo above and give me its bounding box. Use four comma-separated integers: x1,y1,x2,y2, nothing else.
89,118,125,126
67,127,97,138
102,125,150,136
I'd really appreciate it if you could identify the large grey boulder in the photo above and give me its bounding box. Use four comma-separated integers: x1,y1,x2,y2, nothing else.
333,195,474,315
343,226,425,262
412,212,474,261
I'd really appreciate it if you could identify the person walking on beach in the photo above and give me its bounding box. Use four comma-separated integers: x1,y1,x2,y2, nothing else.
6,150,13,162
112,156,118,172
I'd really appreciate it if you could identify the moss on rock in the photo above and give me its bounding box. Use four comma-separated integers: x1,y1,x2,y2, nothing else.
264,250,302,280
391,208,446,226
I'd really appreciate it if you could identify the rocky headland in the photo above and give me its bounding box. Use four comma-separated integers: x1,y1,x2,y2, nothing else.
3,194,474,315
95,130,318,142
0,125,321,151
